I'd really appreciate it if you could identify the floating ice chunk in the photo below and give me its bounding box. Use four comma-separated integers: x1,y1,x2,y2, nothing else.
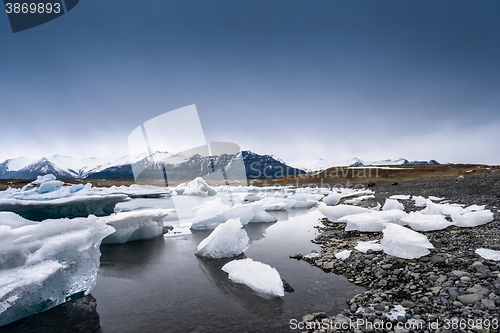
382,199,405,211
389,195,410,200
318,205,369,222
451,210,494,227
323,193,341,206
225,204,257,225
260,198,288,211
243,193,260,202
32,174,57,185
100,209,170,244
222,258,284,297
341,213,388,232
355,240,383,253
0,215,114,326
475,248,500,261
182,177,217,196
248,205,277,223
195,219,249,259
402,211,453,231
37,180,63,194
335,250,351,261
190,198,230,230
190,199,256,230
381,224,433,259
428,196,444,201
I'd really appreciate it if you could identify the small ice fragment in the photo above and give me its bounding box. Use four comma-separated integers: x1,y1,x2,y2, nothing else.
389,195,410,200
335,250,351,261
355,240,382,253
475,248,500,261
382,199,405,211
222,258,284,297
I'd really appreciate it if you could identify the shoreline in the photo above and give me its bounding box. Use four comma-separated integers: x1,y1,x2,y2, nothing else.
298,173,500,332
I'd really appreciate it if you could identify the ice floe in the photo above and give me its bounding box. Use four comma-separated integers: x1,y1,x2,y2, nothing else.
0,214,114,326
179,177,217,196
195,219,249,259
381,224,434,259
221,258,284,297
100,209,170,244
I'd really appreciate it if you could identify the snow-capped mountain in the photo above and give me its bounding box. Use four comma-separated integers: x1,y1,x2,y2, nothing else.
0,151,305,180
348,157,440,167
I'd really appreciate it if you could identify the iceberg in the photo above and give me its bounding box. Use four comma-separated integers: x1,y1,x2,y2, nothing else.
355,240,383,253
37,180,63,194
475,248,500,261
248,205,277,223
382,199,405,211
182,177,217,196
323,193,341,206
222,258,284,297
190,198,256,231
402,211,453,231
195,218,249,259
0,214,114,326
101,209,170,244
381,224,433,259
0,194,130,221
318,205,369,222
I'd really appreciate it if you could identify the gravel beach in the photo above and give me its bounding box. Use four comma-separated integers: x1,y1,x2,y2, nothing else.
298,172,500,333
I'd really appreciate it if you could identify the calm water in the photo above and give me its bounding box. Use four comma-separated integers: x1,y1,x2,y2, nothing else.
1,200,363,333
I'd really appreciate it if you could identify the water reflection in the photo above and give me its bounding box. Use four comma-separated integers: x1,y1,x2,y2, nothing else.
243,222,275,244
98,236,167,278
197,256,284,319
0,295,101,333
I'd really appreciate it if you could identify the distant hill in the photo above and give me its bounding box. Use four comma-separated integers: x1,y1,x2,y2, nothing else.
348,157,440,167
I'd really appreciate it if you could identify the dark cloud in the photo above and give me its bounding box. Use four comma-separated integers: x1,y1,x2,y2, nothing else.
1,0,499,164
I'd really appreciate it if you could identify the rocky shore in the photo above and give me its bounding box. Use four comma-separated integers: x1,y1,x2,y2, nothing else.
298,173,500,333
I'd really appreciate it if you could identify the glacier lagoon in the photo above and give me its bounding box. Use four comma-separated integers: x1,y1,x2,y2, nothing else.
0,199,363,333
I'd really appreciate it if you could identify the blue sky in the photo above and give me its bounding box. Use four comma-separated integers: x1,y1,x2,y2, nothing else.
1,0,499,168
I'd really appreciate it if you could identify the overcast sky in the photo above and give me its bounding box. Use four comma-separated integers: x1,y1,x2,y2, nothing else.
1,0,499,168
